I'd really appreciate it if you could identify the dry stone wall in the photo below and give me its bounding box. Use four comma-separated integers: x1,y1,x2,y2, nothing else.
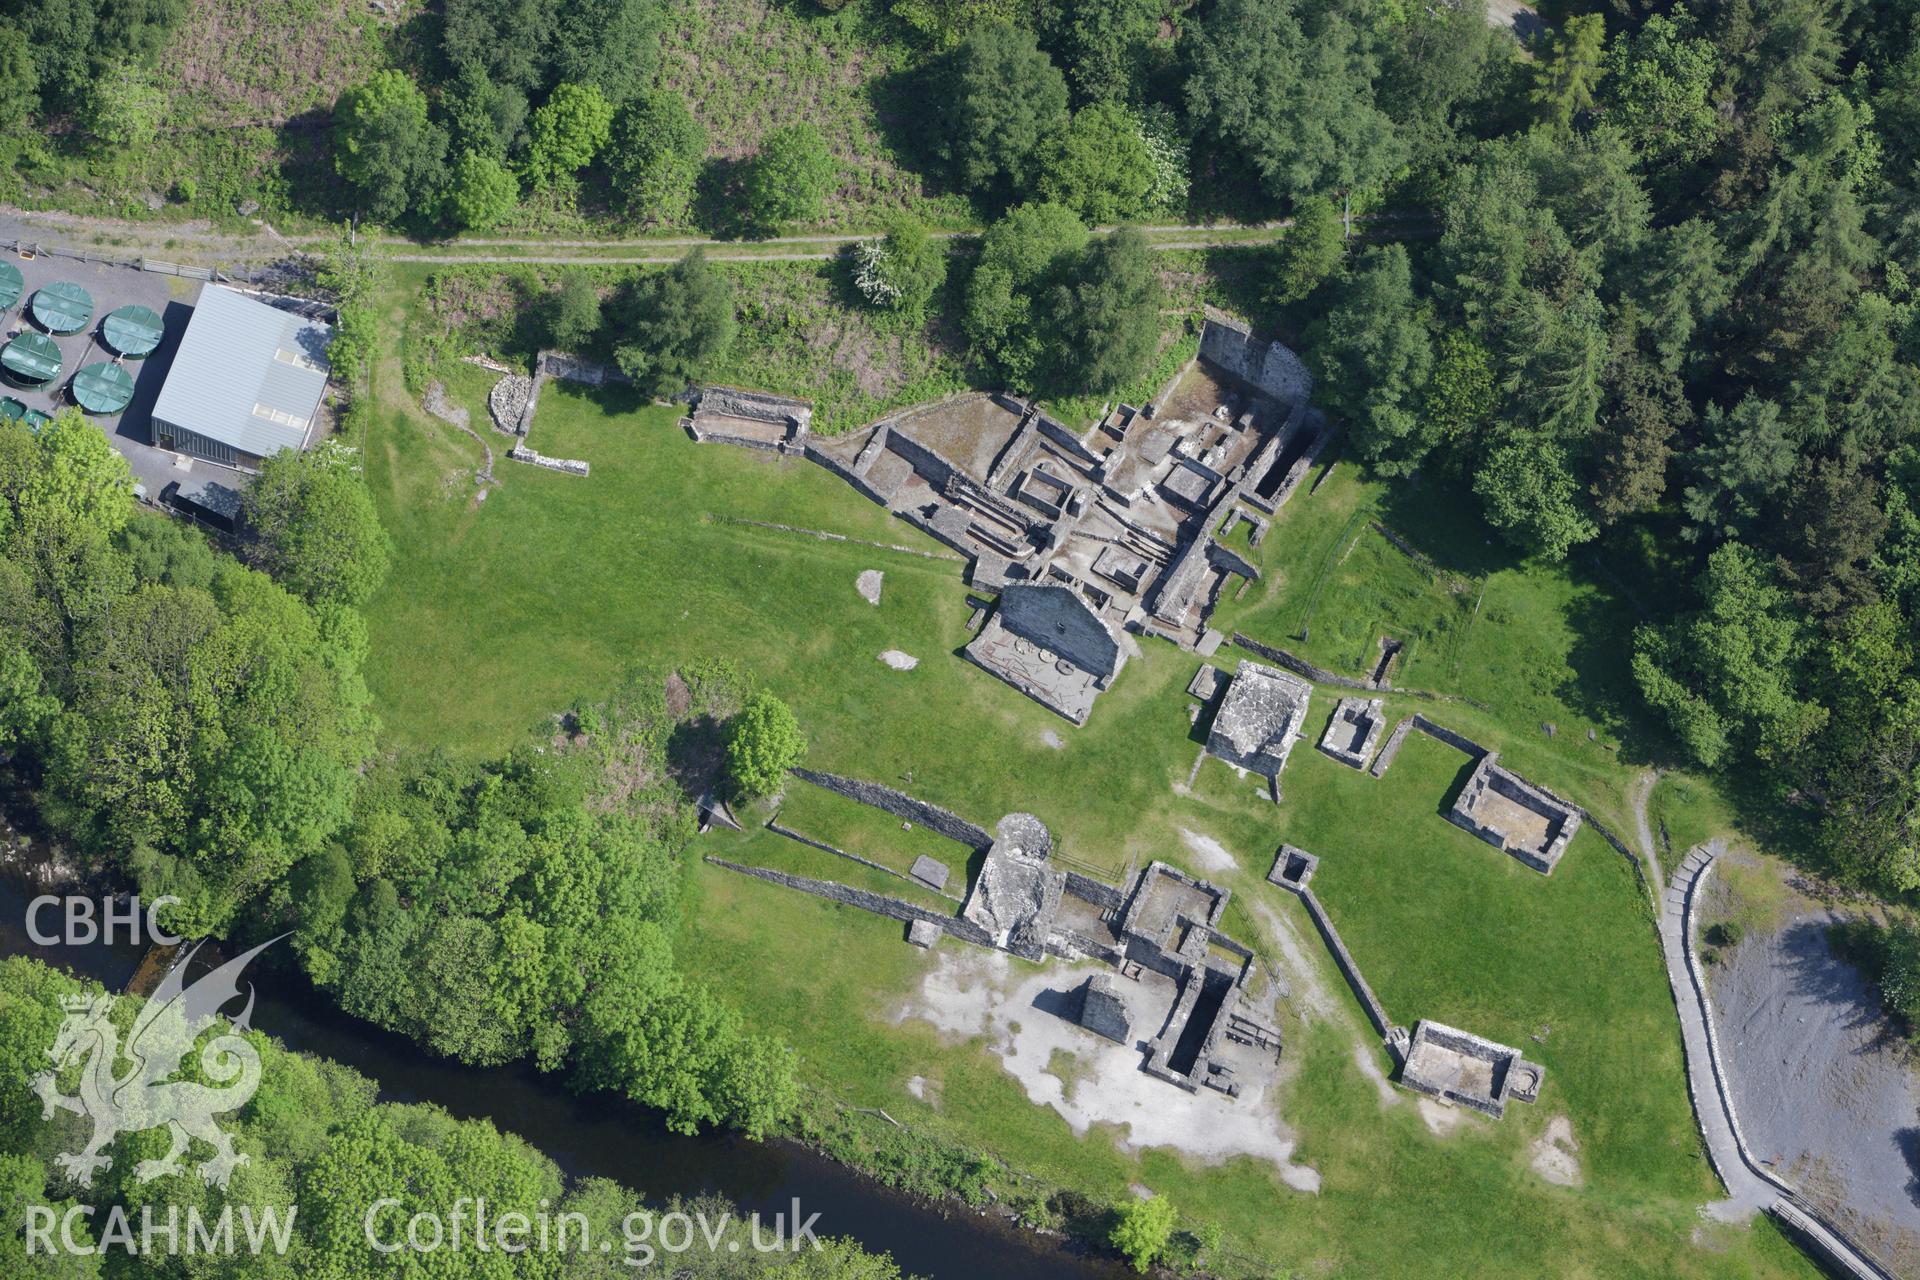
789,768,992,850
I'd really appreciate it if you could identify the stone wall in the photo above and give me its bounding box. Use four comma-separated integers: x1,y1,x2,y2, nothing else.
879,429,963,491
705,857,993,946
1036,415,1100,467
693,385,813,429
767,821,957,899
1281,882,1393,1038
1411,714,1491,758
802,442,893,508
538,350,629,386
789,768,992,850
1231,633,1379,691
507,445,589,476
1245,407,1337,515
1198,310,1313,406
1062,870,1126,911
1370,716,1415,777
688,423,787,453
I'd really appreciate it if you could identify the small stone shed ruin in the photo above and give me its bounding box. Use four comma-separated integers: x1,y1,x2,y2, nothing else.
1446,752,1583,874
1318,696,1386,770
1206,660,1312,792
963,583,1126,724
1396,1020,1545,1119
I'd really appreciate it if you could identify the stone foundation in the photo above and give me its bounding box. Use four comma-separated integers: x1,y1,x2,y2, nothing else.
1445,753,1582,874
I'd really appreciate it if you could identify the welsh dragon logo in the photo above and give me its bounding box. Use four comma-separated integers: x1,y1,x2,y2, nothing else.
31,936,283,1189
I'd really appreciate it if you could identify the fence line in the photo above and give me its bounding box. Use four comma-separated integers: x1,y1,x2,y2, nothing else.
5,239,224,282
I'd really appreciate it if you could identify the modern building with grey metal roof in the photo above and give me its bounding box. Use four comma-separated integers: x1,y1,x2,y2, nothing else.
149,285,331,470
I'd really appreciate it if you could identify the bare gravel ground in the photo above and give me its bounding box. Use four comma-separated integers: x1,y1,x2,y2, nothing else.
1710,888,1920,1270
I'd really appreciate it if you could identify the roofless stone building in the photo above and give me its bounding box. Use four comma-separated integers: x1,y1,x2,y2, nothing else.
1205,660,1313,796
963,583,1126,724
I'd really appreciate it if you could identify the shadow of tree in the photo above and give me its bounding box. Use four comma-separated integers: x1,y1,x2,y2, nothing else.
692,156,757,240
865,58,955,199
666,714,729,805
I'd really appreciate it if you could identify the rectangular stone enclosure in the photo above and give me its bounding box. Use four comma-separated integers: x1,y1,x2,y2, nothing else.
1398,1020,1545,1119
1445,753,1583,874
1318,696,1386,769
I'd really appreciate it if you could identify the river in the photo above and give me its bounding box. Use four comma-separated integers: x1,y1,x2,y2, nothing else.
0,872,1126,1280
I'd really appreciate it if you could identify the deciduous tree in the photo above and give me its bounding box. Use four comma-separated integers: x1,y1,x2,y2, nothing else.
606,89,706,226
936,23,1069,196
447,151,519,231
1184,0,1405,207
333,71,448,224
1315,244,1434,477
244,441,394,608
726,691,805,798
526,81,614,188
1039,226,1162,395
743,122,835,233
609,250,736,394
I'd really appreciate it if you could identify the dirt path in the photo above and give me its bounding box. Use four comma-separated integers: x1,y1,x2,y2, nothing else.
0,205,1435,272
1628,768,1666,900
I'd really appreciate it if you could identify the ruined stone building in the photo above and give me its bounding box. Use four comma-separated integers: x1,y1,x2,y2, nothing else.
963,583,1126,724
1445,752,1583,874
1206,660,1313,793
709,779,1286,1102
786,314,1331,724
1395,1020,1545,1119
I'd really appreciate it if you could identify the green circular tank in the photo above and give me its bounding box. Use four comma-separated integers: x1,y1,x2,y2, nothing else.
71,361,134,415
1,332,62,385
102,304,164,358
31,281,94,335
0,262,22,311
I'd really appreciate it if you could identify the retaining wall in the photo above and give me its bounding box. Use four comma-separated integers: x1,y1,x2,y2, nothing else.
1231,634,1379,691
789,768,992,850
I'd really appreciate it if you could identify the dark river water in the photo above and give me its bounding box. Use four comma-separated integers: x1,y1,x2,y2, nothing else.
0,872,1126,1280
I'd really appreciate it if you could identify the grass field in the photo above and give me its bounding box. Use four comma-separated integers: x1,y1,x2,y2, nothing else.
356,302,1817,1276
